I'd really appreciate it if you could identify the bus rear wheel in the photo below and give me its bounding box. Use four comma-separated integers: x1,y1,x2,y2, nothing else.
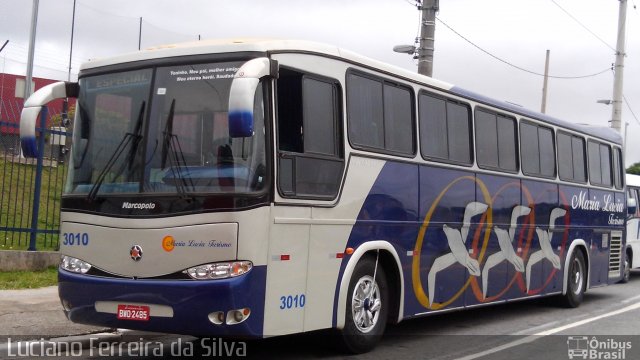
338,256,388,354
558,250,586,308
620,250,631,283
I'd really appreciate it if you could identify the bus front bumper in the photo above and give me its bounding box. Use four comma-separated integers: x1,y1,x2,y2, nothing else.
57,266,267,338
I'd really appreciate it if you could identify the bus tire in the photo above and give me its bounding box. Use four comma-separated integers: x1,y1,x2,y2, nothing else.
337,256,388,354
559,250,586,308
620,250,631,284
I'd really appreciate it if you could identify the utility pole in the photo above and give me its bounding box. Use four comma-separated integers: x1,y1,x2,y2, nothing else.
611,0,627,133
541,50,550,114
67,0,76,82
25,0,39,99
1,40,7,123
138,17,143,50
417,0,438,77
63,0,77,126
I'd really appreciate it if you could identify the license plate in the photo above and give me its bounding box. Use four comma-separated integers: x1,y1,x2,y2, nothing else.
117,304,150,321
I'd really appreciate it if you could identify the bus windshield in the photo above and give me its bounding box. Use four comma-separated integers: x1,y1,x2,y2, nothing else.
65,61,267,196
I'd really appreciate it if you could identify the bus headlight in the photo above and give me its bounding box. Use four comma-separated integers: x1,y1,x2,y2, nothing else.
61,256,92,274
185,261,252,280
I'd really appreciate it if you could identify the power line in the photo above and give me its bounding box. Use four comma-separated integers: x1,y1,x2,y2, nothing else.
624,94,640,126
77,1,196,39
550,1,637,132
436,16,612,79
6,41,75,67
2,56,71,75
141,21,197,41
550,0,616,53
76,1,136,21
402,0,418,8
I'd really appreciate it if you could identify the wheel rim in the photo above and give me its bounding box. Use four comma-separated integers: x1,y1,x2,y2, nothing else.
570,256,584,295
351,275,382,334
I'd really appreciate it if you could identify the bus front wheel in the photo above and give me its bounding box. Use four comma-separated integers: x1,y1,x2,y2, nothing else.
338,256,389,354
558,250,586,308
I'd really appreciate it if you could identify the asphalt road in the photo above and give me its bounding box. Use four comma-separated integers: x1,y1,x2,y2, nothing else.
235,270,640,359
5,272,640,359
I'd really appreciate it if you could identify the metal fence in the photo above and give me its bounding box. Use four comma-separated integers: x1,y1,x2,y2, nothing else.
0,99,70,251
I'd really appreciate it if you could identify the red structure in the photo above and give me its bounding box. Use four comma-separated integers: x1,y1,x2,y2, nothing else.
0,73,74,135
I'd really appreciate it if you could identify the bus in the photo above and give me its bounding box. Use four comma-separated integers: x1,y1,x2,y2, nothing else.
20,39,628,353
625,173,640,282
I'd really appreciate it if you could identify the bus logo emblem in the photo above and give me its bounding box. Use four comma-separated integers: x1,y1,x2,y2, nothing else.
162,236,175,252
130,245,143,261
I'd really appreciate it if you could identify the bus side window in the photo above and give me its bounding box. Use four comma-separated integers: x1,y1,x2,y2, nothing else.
587,140,613,188
475,108,518,172
520,120,556,179
557,132,587,184
418,92,472,165
276,68,344,199
636,189,640,217
631,189,640,217
613,147,623,190
347,72,416,157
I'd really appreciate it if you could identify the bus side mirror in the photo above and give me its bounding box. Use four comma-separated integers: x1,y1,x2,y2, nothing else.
629,197,637,216
228,58,277,138
20,82,79,157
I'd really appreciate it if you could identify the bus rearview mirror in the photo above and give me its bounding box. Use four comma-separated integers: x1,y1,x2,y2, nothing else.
19,82,79,158
228,58,277,138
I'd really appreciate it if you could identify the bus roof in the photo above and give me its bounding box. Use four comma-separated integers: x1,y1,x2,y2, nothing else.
80,38,621,144
450,87,621,144
627,174,640,188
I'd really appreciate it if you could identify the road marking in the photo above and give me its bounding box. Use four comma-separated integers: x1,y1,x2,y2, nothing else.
512,320,561,335
621,294,640,304
534,301,640,335
454,301,640,360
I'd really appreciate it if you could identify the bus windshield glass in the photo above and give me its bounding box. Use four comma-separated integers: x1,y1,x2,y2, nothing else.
65,61,267,196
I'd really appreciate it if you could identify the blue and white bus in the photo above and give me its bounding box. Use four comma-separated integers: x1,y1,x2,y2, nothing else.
20,39,628,353
624,173,640,282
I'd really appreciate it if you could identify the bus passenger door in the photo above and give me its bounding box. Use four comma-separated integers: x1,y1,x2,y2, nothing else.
264,65,345,336
264,206,311,336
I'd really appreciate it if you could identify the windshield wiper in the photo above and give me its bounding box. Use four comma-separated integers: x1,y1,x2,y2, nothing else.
160,99,176,169
87,101,146,200
161,99,195,196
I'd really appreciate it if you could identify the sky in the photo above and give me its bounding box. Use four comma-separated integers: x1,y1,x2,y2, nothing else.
1,0,639,166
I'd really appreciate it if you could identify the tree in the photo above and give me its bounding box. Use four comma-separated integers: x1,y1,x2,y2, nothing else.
628,162,640,175
50,104,75,127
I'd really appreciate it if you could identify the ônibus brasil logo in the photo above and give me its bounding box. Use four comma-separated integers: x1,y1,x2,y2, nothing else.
122,202,156,210
567,336,632,360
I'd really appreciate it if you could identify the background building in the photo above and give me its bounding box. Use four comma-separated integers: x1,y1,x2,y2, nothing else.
0,72,74,154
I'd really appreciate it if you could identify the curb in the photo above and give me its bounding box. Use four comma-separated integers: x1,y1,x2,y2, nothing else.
0,251,60,271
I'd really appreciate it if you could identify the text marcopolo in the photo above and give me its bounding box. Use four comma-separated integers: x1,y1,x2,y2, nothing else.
122,202,156,210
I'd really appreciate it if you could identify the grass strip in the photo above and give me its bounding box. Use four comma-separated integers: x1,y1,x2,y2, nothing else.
0,266,58,289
